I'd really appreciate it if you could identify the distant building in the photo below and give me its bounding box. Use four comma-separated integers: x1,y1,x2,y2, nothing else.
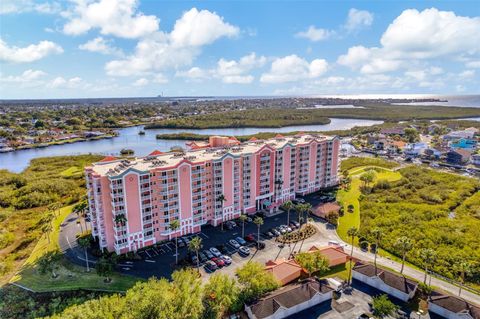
472,154,480,166
450,138,477,150
352,262,418,302
428,291,480,319
443,129,477,141
307,245,352,267
424,148,443,159
404,142,428,157
245,278,334,319
265,258,303,286
380,128,405,136
447,149,472,165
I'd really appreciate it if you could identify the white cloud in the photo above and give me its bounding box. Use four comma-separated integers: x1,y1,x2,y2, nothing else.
79,37,122,56
214,52,265,84
152,74,168,84
295,26,332,42
62,0,159,39
175,67,210,80
47,76,84,89
459,70,475,79
0,38,63,63
0,69,47,83
338,8,480,74
105,8,239,77
133,78,149,86
170,8,239,47
466,60,480,68
345,8,374,32
1,0,61,15
260,55,328,83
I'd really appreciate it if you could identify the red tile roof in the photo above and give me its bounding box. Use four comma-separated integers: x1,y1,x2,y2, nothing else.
99,156,117,162
148,150,164,156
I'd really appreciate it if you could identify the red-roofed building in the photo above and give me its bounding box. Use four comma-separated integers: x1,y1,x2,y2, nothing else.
265,258,304,285
148,150,164,156
307,245,353,266
99,156,118,162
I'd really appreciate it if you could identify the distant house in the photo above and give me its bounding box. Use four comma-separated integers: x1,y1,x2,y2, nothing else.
404,142,428,157
443,129,476,141
374,139,388,150
428,291,480,319
245,278,334,319
450,138,477,150
472,154,480,166
424,148,443,159
380,128,405,136
386,140,406,154
447,149,472,165
307,245,352,267
265,258,303,286
352,262,418,302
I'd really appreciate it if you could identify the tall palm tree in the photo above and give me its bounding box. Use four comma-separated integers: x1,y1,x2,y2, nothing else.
283,200,294,226
347,226,358,285
216,194,226,231
42,222,52,244
419,248,437,284
188,236,202,273
77,236,91,272
253,217,264,249
170,219,181,265
454,260,472,296
395,236,412,274
371,228,382,275
239,214,248,238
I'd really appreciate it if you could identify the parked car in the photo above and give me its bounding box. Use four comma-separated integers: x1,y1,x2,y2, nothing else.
229,239,240,249
245,234,256,242
292,221,300,228
221,255,232,265
277,226,287,234
246,217,253,223
235,237,247,245
216,244,229,255
177,238,186,248
256,241,266,250
212,257,225,267
198,252,207,263
289,222,298,230
255,212,265,218
238,246,250,256
183,237,190,245
270,228,281,237
209,247,222,257
204,260,218,272
190,254,198,264
263,231,274,239
204,250,214,259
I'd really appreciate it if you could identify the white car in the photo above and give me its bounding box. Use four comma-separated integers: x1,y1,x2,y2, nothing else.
209,247,221,257
238,246,250,256
229,239,240,249
221,255,232,265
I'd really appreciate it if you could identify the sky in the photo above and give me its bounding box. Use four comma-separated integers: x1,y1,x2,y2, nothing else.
0,0,479,99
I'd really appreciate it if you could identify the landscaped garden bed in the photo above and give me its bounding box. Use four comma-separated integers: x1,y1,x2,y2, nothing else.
277,224,317,244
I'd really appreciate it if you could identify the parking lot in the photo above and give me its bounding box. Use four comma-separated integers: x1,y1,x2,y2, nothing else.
118,210,332,280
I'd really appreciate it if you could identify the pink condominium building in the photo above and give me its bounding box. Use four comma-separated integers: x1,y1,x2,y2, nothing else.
85,133,340,254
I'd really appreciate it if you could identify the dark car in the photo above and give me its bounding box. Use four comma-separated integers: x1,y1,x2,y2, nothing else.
177,238,186,248
190,254,198,264
216,244,229,255
263,231,274,239
256,241,266,250
245,234,256,242
270,228,281,237
235,237,247,246
198,252,207,263
255,212,265,218
204,260,218,272
203,249,214,259
292,221,300,228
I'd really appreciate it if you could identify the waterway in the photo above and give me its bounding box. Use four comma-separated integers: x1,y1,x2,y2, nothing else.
0,118,382,172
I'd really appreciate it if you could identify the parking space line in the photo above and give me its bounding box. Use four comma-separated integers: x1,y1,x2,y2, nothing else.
145,250,152,258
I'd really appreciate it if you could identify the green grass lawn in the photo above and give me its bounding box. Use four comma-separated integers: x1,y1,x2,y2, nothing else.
11,204,141,292
60,166,82,177
336,166,402,242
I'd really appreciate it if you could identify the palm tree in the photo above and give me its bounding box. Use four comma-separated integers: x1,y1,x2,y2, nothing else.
395,236,412,274
239,214,248,238
419,248,437,284
454,260,472,296
347,227,358,284
188,236,202,273
253,217,264,249
216,194,227,231
296,203,309,225
283,200,294,226
371,228,382,275
170,219,181,265
114,214,127,225
42,222,52,244
77,236,91,272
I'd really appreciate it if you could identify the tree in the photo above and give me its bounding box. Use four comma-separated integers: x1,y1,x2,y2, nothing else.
253,217,264,249
41,222,52,244
347,227,358,284
360,170,376,187
171,269,204,319
238,214,248,238
203,273,240,319
236,261,279,302
325,211,339,226
170,219,181,265
188,236,202,273
372,294,398,318
77,236,91,272
454,260,472,296
216,194,227,231
294,252,330,278
370,228,382,275
96,256,114,283
404,127,419,143
395,236,412,275
283,200,294,226
419,248,437,284
37,251,62,278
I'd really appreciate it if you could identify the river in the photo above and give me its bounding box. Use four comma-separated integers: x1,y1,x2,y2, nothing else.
0,118,383,173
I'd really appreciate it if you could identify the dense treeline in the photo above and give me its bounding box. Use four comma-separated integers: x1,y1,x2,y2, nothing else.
0,155,102,284
340,157,400,172
359,166,480,284
146,104,480,129
42,263,278,319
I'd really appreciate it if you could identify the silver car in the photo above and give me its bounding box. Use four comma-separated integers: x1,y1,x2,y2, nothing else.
209,247,221,257
229,239,240,249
